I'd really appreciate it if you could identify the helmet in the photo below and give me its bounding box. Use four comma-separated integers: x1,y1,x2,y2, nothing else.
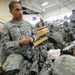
52,55,75,75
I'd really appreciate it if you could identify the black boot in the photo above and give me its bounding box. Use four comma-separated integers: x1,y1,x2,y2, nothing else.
0,68,5,75
31,71,37,75
3,69,20,75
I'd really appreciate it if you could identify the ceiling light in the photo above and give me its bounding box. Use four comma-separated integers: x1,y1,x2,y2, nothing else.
14,0,20,2
41,2,48,6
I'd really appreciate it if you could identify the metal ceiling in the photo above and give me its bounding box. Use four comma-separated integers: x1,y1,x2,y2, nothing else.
21,0,75,14
3,0,74,14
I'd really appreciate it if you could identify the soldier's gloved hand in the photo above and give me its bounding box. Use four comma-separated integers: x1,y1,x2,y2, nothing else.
19,37,31,45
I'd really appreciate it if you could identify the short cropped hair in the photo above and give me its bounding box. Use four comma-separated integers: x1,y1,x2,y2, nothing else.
9,1,20,10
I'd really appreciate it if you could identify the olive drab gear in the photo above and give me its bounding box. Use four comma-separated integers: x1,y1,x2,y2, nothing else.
40,58,53,75
52,55,75,75
47,32,64,49
49,32,64,44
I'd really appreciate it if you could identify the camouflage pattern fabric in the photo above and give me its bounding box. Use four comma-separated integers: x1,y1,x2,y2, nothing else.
35,21,44,28
50,32,64,44
16,57,38,75
1,20,38,56
1,19,39,72
0,43,5,63
48,22,59,32
40,58,53,75
0,24,5,63
52,55,75,75
16,60,31,75
2,54,23,71
70,14,75,33
70,14,75,21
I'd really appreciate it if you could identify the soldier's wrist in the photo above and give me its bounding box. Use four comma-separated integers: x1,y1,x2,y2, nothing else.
19,40,22,46
32,36,36,42
32,37,34,42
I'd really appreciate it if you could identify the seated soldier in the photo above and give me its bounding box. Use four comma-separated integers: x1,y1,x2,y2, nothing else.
1,1,39,75
35,18,44,28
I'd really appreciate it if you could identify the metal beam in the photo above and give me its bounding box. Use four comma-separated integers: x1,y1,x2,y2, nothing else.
21,0,45,13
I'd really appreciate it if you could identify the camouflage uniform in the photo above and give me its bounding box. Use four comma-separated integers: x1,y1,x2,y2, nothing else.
70,13,75,28
0,24,5,63
52,55,75,75
40,58,53,75
35,21,44,28
1,19,39,74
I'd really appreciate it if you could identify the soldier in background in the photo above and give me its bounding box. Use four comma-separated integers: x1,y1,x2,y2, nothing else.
70,9,75,28
1,1,39,75
44,21,48,26
35,18,44,28
69,9,75,40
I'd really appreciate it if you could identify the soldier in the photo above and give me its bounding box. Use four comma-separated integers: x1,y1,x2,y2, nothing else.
35,18,44,28
70,9,75,28
69,10,75,40
1,1,39,75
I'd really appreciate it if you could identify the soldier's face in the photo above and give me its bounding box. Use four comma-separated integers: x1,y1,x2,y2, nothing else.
10,4,23,20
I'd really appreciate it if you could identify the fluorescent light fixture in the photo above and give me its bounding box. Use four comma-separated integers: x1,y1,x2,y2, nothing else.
41,2,48,6
14,0,20,1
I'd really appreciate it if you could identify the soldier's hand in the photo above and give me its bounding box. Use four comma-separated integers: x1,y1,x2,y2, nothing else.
19,38,31,45
28,37,34,42
0,29,3,34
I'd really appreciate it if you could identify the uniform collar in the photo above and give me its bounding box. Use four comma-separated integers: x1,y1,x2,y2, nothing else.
10,19,24,27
